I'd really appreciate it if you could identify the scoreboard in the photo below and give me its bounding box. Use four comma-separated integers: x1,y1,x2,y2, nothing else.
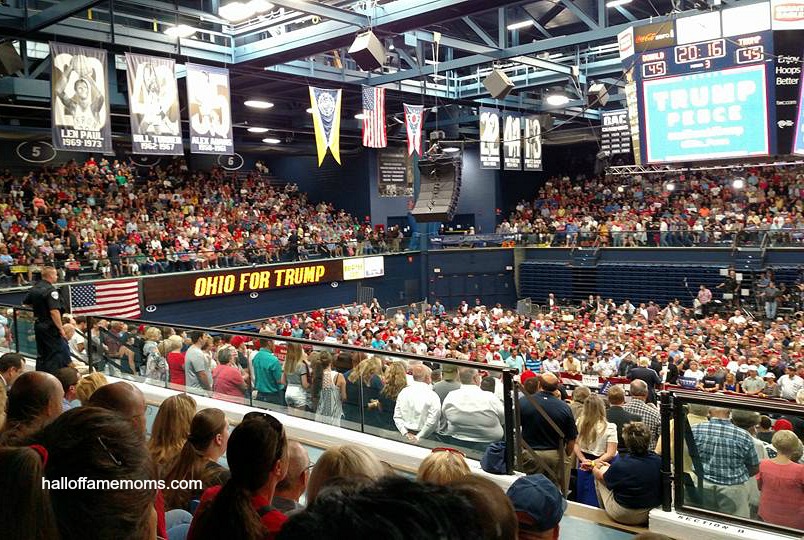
633,31,775,164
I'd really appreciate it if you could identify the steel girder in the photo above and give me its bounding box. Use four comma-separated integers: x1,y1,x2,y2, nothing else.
232,0,522,64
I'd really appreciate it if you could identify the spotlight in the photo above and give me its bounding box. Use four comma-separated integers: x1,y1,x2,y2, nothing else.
546,93,569,107
244,100,274,109
164,25,197,38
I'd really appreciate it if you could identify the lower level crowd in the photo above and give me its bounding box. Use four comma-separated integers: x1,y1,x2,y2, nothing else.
0,360,677,540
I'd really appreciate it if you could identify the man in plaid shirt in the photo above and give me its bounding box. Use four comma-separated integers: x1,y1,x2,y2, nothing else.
623,380,661,450
690,407,759,518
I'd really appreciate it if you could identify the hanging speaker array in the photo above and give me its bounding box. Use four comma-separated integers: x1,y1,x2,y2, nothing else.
411,156,462,223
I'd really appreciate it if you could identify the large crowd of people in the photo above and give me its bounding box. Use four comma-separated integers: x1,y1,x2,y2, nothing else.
0,158,404,285
497,168,804,247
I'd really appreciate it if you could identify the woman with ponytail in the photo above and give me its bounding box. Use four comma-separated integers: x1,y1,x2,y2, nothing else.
188,414,289,540
163,407,230,510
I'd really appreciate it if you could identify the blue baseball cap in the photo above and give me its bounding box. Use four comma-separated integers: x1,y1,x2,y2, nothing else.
506,474,567,532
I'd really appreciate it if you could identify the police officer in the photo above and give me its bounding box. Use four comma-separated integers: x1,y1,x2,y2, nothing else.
22,266,69,373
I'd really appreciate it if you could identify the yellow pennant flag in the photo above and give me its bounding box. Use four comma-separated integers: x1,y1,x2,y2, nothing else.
309,86,342,165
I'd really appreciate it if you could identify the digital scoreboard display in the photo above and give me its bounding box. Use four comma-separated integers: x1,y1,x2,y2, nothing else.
634,31,775,164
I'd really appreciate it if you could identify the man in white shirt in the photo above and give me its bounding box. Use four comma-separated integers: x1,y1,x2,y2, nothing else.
778,365,804,401
393,364,441,443
439,367,505,451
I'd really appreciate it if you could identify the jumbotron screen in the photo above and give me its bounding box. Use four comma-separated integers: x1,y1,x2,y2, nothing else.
633,31,775,164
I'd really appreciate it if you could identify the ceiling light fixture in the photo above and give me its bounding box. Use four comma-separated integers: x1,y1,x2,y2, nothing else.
306,107,313,114
605,0,633,7
506,20,534,30
443,147,461,153
732,178,745,189
247,127,270,133
244,100,274,109
262,137,281,144
164,24,197,39
666,182,676,192
545,93,570,106
354,113,366,120
219,0,274,22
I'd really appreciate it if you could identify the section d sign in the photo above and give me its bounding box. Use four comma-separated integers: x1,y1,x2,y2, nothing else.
142,257,385,304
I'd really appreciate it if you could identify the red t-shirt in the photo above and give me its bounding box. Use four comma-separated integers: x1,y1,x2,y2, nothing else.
187,485,287,540
167,351,186,387
211,364,246,403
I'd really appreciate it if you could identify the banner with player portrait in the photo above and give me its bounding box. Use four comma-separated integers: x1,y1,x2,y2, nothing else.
125,53,182,155
186,63,234,154
479,107,500,169
50,43,112,153
523,115,543,171
503,113,522,170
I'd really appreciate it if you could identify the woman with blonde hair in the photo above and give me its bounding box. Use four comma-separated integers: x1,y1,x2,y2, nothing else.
756,430,804,529
148,393,197,475
75,371,108,405
417,448,470,485
306,444,386,503
143,326,167,384
282,342,310,409
344,356,383,424
163,334,186,389
573,393,618,506
373,361,407,430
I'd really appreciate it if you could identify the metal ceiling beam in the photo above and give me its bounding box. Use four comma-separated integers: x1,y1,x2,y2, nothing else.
26,0,106,34
410,31,577,76
462,16,496,48
614,6,638,22
365,15,667,86
233,0,516,64
265,0,368,26
558,0,599,29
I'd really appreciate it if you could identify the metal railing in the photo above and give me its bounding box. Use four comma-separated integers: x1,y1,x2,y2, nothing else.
4,303,517,472
659,389,804,536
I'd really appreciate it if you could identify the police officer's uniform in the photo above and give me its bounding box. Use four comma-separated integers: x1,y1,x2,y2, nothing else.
23,279,69,373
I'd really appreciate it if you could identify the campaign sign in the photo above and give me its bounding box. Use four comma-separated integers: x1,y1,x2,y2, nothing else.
642,64,770,163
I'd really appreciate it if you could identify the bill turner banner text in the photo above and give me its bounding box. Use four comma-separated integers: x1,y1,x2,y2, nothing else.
50,43,112,153
143,257,385,304
125,53,182,155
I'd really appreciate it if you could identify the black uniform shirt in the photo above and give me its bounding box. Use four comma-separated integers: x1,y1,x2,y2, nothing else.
23,280,62,322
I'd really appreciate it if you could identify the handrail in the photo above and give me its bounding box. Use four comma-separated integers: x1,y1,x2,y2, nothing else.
661,388,804,536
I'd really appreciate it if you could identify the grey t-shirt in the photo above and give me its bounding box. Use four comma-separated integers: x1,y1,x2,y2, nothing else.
434,379,461,403
185,345,209,391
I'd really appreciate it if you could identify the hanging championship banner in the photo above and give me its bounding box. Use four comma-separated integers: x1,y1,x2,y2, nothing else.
125,53,182,155
479,107,501,169
523,115,543,171
404,104,425,156
186,63,233,154
310,87,342,165
50,43,112,153
601,109,631,155
503,113,522,170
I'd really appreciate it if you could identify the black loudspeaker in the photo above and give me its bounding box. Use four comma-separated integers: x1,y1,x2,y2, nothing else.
348,31,386,71
587,82,609,107
483,69,515,99
411,157,462,223
0,43,23,76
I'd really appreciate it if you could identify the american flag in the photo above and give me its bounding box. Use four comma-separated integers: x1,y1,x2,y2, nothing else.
70,280,142,319
362,86,387,148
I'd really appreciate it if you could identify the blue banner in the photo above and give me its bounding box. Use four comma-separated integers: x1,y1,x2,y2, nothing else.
642,64,770,163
